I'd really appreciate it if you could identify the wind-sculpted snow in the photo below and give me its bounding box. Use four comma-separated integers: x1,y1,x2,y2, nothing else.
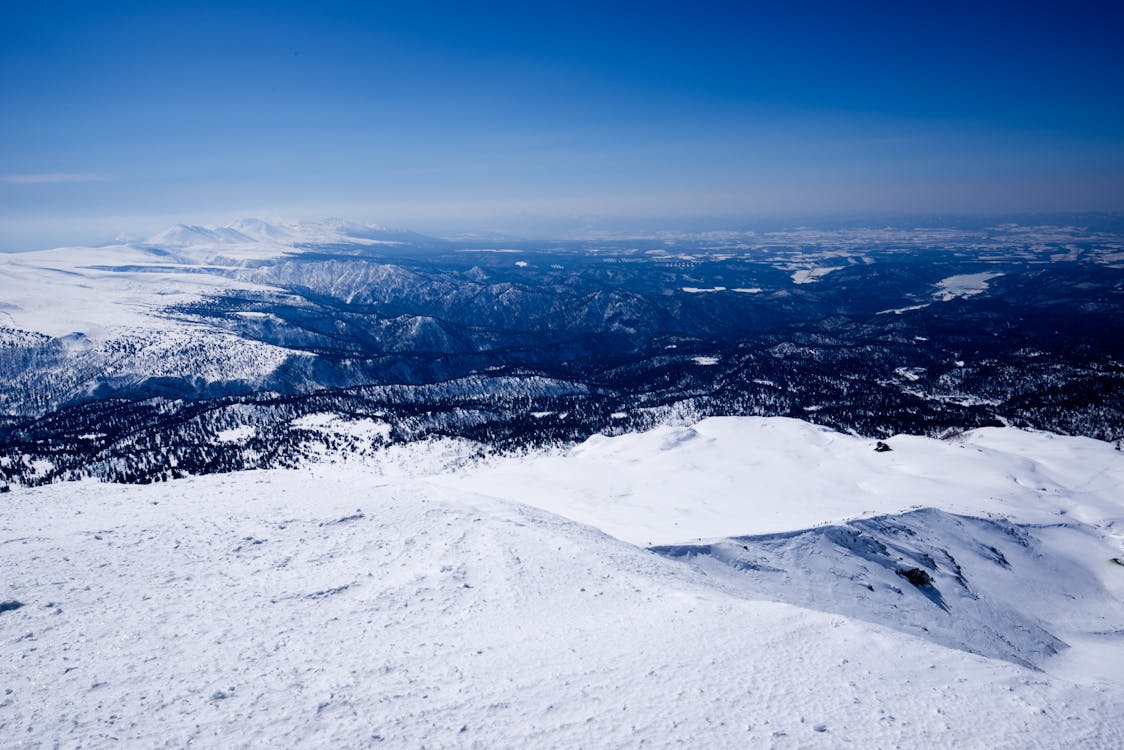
431,415,1124,677
439,417,1124,545
0,217,1121,745
652,508,1121,669
2,456,1123,748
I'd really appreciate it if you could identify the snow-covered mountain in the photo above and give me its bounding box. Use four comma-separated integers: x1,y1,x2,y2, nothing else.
1,220,1122,745
0,219,441,417
2,416,1122,747
0,219,1121,486
147,223,258,248
0,218,426,333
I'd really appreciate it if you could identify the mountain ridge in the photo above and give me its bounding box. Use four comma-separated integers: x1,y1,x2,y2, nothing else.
1,221,1120,485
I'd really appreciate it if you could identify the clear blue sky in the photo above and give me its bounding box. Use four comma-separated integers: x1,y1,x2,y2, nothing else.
2,0,1123,247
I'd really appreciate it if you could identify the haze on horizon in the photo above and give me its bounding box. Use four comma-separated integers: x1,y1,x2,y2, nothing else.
2,0,1123,250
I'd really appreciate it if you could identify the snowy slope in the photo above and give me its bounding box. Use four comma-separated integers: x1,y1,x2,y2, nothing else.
432,418,1124,673
0,220,400,413
2,417,1123,748
0,242,277,337
0,230,299,413
0,218,400,338
653,508,1122,670
436,417,1124,544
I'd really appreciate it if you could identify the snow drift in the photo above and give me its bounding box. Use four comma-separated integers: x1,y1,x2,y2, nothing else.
1,416,1122,748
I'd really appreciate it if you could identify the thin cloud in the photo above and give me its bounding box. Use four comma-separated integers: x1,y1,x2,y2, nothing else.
2,173,112,184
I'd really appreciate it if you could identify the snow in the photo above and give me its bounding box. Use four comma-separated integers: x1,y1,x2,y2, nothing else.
438,417,1123,545
653,508,1123,670
226,217,298,243
290,412,392,441
0,239,309,412
215,425,256,444
691,355,719,365
878,302,932,315
791,267,844,284
148,218,405,258
148,224,256,247
895,366,925,382
0,243,279,337
934,272,1004,301
232,310,282,322
680,286,727,293
2,416,1122,747
0,217,408,338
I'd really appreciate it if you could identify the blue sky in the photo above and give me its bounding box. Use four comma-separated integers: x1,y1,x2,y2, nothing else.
2,0,1123,247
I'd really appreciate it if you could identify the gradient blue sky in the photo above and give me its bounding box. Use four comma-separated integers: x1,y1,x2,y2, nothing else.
2,0,1123,248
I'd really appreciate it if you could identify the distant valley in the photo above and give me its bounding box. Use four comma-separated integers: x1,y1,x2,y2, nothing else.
1,219,1121,485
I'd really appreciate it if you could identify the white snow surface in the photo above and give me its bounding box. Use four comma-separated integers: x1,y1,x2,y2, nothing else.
933,272,1004,301
441,417,1123,543
0,219,382,411
790,267,844,284
0,218,397,337
290,412,392,440
215,425,256,444
2,416,1123,748
0,243,278,337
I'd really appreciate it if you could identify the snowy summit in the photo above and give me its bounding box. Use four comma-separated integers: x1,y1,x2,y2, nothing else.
2,416,1122,747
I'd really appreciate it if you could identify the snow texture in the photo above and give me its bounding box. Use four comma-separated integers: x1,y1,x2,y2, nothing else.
933,272,1004,301
1,417,1122,748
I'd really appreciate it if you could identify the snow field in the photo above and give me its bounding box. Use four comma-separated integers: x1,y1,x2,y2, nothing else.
1,416,1122,748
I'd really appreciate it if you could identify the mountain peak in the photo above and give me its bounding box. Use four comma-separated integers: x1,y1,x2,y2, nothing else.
147,223,257,247
225,218,293,242
143,218,432,250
